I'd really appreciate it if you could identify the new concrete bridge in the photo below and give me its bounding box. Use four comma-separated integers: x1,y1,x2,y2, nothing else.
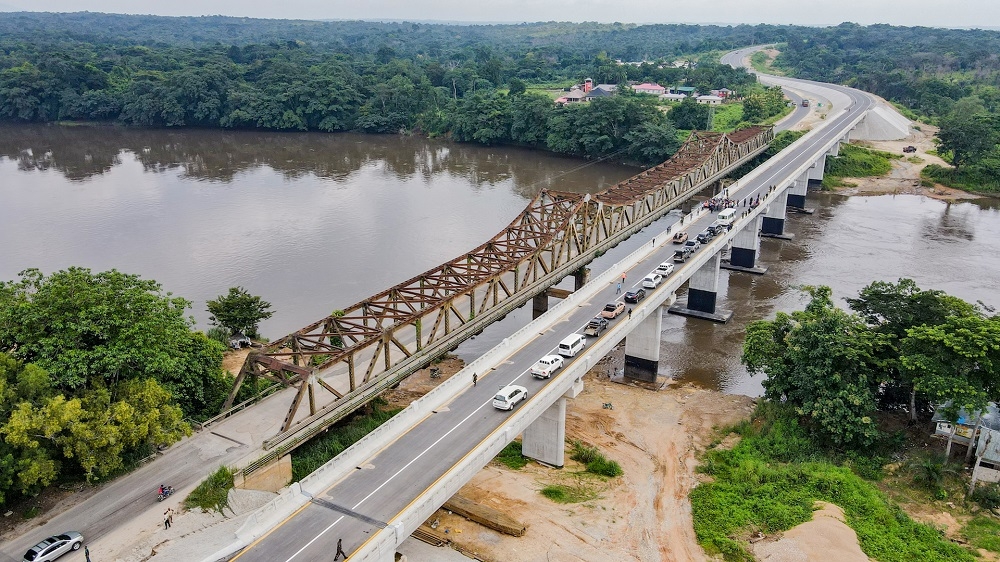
206,53,911,562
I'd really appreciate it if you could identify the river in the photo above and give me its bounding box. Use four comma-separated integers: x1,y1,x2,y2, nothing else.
2,124,999,396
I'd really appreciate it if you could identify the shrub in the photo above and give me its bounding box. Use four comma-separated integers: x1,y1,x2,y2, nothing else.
971,482,1000,511
496,441,530,470
185,465,235,514
206,326,230,346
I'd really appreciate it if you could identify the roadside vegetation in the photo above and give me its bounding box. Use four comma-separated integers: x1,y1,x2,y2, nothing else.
290,397,401,481
691,279,1000,559
495,441,531,470
185,465,236,514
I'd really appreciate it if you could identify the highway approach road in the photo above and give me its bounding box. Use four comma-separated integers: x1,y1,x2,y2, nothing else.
231,73,876,561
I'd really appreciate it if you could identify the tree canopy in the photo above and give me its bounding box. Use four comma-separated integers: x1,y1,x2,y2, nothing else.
744,281,999,451
206,286,274,339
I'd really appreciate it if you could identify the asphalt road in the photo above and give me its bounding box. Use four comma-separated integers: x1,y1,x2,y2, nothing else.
233,70,877,561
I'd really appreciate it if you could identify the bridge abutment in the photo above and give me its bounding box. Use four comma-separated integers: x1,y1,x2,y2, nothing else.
522,397,567,467
724,215,766,274
623,303,664,382
669,252,733,322
786,171,810,211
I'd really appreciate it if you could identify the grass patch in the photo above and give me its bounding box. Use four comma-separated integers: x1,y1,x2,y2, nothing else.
570,441,623,477
822,143,899,188
962,515,1000,552
906,156,923,164
690,402,976,562
540,481,601,504
495,441,530,470
185,465,235,514
711,103,745,132
291,398,402,481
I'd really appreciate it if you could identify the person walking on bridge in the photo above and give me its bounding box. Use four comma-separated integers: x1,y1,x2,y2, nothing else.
473,373,478,387
616,282,622,294
335,538,348,560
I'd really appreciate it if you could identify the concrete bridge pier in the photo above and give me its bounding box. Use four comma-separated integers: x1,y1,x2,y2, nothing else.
522,397,567,467
786,171,814,214
573,267,590,290
807,153,827,187
532,292,548,319
623,303,664,382
722,215,766,274
761,186,793,240
669,252,733,323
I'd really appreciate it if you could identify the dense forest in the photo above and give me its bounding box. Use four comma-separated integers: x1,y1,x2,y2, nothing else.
0,13,779,166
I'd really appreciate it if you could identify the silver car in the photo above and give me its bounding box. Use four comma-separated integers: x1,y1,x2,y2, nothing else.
23,532,83,562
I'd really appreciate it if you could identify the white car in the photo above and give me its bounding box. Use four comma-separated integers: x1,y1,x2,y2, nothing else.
530,354,564,379
642,273,663,289
23,532,83,562
654,261,674,276
493,384,528,410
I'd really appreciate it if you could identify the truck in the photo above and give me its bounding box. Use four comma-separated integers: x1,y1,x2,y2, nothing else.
584,316,609,337
801,99,810,107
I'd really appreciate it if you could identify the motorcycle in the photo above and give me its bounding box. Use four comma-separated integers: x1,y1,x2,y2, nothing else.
157,485,175,502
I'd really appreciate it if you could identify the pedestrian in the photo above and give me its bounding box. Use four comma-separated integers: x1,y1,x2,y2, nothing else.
621,273,626,284
628,308,632,319
163,510,171,530
85,546,91,562
616,282,622,294
472,372,477,387
334,538,348,560
651,237,655,246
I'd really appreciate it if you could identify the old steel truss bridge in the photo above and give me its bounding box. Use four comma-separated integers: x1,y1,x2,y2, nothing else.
224,126,773,452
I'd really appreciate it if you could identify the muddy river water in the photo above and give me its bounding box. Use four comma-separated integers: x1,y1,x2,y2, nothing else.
2,124,998,395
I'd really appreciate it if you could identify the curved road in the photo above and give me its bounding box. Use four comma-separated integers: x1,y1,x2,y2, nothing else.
232,54,878,561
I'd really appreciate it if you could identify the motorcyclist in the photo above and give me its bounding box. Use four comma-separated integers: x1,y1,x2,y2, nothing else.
158,484,165,496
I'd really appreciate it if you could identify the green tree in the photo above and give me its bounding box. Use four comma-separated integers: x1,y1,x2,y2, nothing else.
0,268,197,390
937,99,999,173
743,286,886,449
668,97,711,130
206,286,274,339
846,278,977,420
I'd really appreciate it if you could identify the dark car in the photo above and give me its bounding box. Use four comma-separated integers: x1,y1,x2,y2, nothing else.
696,229,714,244
584,316,609,337
673,247,692,263
684,239,700,252
624,288,646,303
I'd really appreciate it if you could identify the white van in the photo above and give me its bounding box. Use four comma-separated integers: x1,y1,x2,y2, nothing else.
716,208,737,227
557,333,586,357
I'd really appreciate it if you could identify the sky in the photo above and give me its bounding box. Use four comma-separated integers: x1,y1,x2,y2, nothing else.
0,0,997,29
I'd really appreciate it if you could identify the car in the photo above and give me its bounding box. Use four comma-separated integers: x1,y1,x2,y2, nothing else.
672,231,689,244
530,354,564,378
673,247,692,263
601,301,625,319
642,273,663,289
23,532,83,562
493,384,528,410
654,261,674,276
708,221,727,236
903,145,917,153
624,288,646,303
583,316,609,337
684,239,701,252
696,229,714,244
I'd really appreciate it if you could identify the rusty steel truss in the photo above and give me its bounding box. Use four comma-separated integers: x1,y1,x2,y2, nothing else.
224,126,773,442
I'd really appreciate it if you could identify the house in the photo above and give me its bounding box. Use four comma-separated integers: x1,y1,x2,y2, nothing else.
660,93,687,101
555,88,588,105
632,83,666,95
671,86,697,96
712,88,733,98
937,403,1000,490
696,95,724,105
585,87,614,101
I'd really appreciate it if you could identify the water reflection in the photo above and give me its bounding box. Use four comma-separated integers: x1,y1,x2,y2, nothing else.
0,124,626,196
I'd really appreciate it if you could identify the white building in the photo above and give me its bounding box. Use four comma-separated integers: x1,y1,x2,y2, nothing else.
696,95,724,105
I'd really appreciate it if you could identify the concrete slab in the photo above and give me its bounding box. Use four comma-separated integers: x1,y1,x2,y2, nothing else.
760,232,795,240
667,305,734,323
721,263,768,275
